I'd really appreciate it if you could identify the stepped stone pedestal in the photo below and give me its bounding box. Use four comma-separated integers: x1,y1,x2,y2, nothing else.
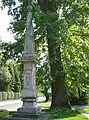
17,54,40,116
2,112,49,120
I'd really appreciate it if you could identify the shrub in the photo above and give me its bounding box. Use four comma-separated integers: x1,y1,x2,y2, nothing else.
0,109,9,118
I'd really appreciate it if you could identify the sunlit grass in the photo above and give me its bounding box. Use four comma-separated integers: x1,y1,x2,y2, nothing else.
83,108,89,114
46,108,89,120
37,101,51,108
38,102,89,120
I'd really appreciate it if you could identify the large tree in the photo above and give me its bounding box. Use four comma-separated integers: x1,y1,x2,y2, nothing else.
37,0,71,108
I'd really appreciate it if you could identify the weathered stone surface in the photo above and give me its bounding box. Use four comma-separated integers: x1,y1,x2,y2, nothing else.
2,112,50,120
12,112,38,118
2,117,29,120
17,0,39,116
18,107,40,114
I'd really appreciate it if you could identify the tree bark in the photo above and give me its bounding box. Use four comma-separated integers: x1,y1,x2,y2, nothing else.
47,30,71,108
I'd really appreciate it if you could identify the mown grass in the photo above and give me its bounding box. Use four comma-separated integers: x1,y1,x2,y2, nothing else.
46,108,89,120
37,101,51,108
83,108,89,114
38,102,89,120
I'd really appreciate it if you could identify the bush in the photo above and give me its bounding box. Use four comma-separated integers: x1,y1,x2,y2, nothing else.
0,109,9,118
70,95,88,105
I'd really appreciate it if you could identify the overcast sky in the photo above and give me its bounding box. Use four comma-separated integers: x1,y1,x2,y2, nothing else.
0,1,15,42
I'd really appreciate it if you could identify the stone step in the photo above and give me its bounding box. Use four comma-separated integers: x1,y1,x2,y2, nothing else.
1,112,50,120
1,116,31,120
12,112,38,118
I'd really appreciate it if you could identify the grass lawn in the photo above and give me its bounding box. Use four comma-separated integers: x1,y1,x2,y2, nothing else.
38,102,89,120
46,108,89,120
83,108,89,114
37,101,51,108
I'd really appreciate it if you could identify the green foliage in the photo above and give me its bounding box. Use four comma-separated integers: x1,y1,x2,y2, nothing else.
0,60,22,92
7,61,22,92
83,108,89,114
13,63,22,92
61,8,89,103
0,109,9,118
36,41,51,101
36,60,51,101
0,41,22,92
0,55,12,91
46,108,89,120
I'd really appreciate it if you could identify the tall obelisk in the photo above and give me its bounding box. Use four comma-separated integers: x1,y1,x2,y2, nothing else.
18,0,39,115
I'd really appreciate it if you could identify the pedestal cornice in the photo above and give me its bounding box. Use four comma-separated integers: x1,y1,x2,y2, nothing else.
20,53,36,62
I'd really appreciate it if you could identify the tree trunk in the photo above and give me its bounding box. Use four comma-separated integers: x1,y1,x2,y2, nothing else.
38,0,71,108
78,87,81,98
47,33,71,108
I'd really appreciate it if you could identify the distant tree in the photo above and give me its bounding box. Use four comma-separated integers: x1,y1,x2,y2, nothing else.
0,54,11,91
0,40,23,92
8,61,22,92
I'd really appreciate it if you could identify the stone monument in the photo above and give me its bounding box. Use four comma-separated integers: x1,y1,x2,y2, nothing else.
18,0,39,116
2,1,41,120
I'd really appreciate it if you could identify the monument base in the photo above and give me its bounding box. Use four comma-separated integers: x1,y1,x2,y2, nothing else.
17,106,40,116
2,112,50,120
2,106,41,120
17,96,40,115
12,111,39,118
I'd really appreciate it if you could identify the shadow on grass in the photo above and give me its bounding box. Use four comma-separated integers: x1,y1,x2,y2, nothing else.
44,108,81,119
